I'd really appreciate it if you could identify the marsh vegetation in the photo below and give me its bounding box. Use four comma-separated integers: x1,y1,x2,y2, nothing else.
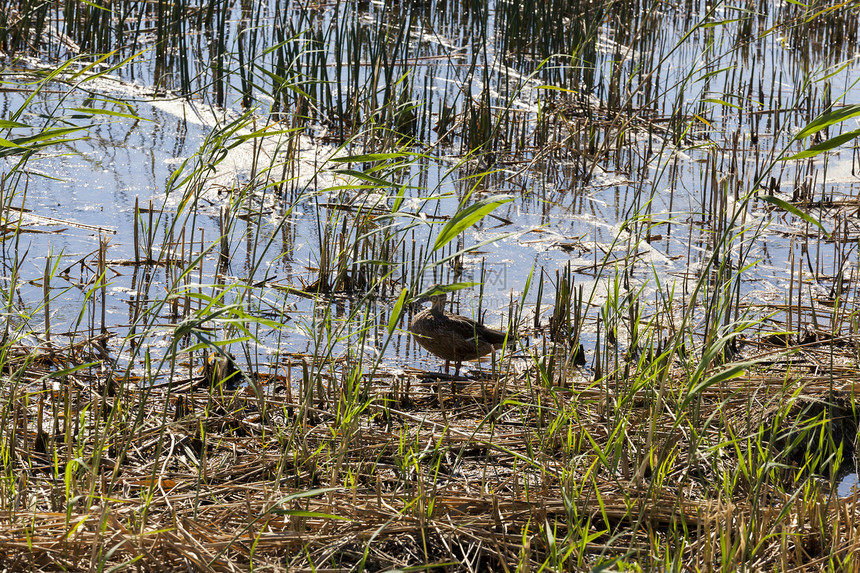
2,0,860,570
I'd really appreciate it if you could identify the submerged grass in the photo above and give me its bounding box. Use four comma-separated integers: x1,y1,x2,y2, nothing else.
2,0,860,571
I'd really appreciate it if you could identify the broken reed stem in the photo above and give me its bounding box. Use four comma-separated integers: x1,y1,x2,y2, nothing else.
134,195,140,264
43,253,50,346
100,233,107,335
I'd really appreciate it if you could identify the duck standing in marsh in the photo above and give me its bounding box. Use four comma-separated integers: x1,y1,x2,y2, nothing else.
409,284,514,375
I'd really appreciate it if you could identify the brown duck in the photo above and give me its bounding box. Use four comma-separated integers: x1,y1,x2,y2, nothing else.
409,286,512,375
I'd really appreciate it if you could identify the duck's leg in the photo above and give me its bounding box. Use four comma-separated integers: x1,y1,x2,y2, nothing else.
455,361,462,376
444,360,450,374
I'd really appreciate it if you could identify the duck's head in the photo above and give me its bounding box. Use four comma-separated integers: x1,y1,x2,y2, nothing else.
415,284,449,312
